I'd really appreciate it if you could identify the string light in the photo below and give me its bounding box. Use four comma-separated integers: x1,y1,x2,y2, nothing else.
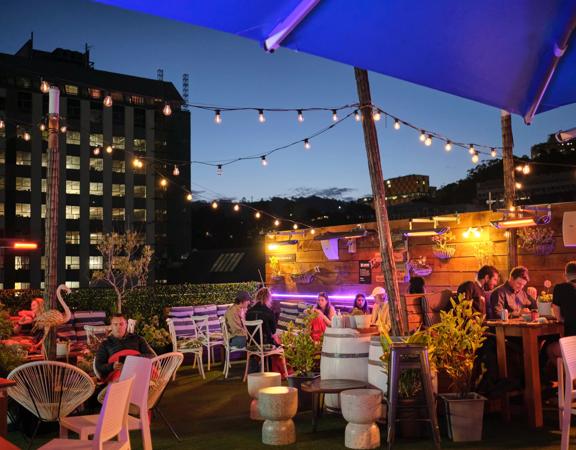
297,110,304,123
354,110,361,121
515,182,522,189
522,164,531,175
217,164,223,175
211,200,218,209
255,211,261,219
292,224,299,230
39,123,46,131
258,109,266,123
490,148,497,158
468,144,475,155
172,165,180,176
233,204,240,212
160,178,168,187
471,152,479,164
394,119,401,130
0,120,4,129
444,140,452,152
93,147,101,156
60,125,67,133
106,145,113,154
274,219,280,227
132,158,143,169
332,109,338,122
103,95,113,108
214,110,222,124
261,155,268,166
310,229,316,235
162,103,172,116
23,132,31,141
40,80,50,94
304,138,311,150
186,193,193,201
372,109,381,121
424,135,432,146
419,130,426,142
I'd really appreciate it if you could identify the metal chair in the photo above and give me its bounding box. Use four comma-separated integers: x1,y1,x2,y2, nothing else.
7,361,95,448
191,315,224,371
243,319,287,382
219,316,246,378
559,336,576,450
84,324,111,349
166,318,205,379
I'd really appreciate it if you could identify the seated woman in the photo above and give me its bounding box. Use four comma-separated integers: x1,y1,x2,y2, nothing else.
310,292,336,342
351,293,369,315
371,287,391,333
13,298,44,336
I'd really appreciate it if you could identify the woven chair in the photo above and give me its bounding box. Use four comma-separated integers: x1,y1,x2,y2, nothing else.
7,361,95,448
191,315,224,371
39,376,134,449
219,316,246,378
243,319,286,382
166,318,205,379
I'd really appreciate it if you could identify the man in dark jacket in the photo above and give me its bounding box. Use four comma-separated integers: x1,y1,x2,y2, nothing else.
456,265,500,315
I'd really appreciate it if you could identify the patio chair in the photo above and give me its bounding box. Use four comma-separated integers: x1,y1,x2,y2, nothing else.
559,336,576,450
192,315,224,371
7,361,95,448
127,318,136,334
166,317,205,379
243,319,287,382
84,324,111,349
219,316,246,378
59,356,153,450
39,376,134,449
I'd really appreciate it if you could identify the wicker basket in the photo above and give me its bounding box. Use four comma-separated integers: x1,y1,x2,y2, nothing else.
433,246,456,260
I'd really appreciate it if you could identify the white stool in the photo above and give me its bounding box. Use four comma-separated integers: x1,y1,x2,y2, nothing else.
258,386,298,445
247,372,281,420
341,389,382,449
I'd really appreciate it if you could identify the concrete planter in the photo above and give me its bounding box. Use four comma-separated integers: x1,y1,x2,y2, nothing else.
440,392,486,442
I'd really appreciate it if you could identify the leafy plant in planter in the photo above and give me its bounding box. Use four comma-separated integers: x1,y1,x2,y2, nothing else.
428,294,487,442
0,302,14,340
432,231,456,260
0,343,27,377
134,314,171,354
517,226,555,256
537,279,553,316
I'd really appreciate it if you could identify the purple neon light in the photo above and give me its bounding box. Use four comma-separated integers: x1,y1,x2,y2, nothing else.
272,293,375,300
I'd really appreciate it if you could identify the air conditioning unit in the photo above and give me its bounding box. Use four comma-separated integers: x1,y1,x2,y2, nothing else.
562,211,576,247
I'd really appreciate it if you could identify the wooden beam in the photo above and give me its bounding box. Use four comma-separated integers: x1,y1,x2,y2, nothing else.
501,110,517,273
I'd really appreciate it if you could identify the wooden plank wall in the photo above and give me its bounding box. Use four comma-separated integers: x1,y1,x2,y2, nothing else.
265,202,576,299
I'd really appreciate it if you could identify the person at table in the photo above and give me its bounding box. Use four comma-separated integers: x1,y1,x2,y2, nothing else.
489,266,536,319
224,290,252,348
371,286,391,332
310,292,336,341
351,293,369,314
95,313,154,383
245,287,279,346
457,265,500,315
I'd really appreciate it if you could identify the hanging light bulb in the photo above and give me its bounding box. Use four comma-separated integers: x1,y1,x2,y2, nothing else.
40,80,50,94
515,165,523,172
186,193,193,201
522,164,531,175
490,148,497,158
214,110,222,124
304,138,311,150
471,153,479,164
255,211,261,219
103,95,113,108
393,119,401,130
274,219,280,227
372,109,381,121
217,164,223,176
60,125,67,133
39,123,46,132
162,103,172,116
233,204,240,212
93,147,101,156
425,135,432,146
106,145,113,154
332,109,338,122
310,228,316,235
292,223,298,230
132,158,141,168
515,182,522,189
211,201,218,209
23,132,31,141
172,165,180,176
354,110,361,122
444,140,452,152
0,120,4,129
258,109,266,123
468,144,475,155
160,178,168,187
261,155,268,166
297,110,304,123
419,130,426,142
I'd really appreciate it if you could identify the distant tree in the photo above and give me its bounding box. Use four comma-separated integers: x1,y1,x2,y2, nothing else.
92,231,154,313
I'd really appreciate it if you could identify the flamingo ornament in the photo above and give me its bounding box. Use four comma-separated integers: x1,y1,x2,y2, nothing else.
33,284,73,356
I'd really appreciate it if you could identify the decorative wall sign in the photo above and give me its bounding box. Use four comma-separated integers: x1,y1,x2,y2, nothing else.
270,254,296,262
359,260,372,284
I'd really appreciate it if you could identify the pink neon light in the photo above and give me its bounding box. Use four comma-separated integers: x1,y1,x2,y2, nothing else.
272,293,375,300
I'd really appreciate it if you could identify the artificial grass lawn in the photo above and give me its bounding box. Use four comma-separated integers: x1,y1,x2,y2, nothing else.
6,363,574,450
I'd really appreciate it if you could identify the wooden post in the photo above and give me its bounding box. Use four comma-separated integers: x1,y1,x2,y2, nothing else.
501,110,517,273
354,67,404,336
44,86,61,359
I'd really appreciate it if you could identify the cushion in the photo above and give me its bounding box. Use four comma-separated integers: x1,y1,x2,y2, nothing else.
168,306,196,318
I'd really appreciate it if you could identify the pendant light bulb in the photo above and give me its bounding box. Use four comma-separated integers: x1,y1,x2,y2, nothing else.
93,147,101,156
469,144,475,155
471,153,479,164
258,109,266,123
60,125,67,133
217,164,223,176
354,110,361,122
304,138,311,150
39,123,46,131
233,204,240,212
255,211,261,219
394,119,401,130
211,201,218,209
214,110,222,124
297,110,304,123
274,219,280,227
444,141,452,152
162,103,172,116
372,109,381,121
160,178,168,187
261,155,268,166
172,165,180,176
332,109,338,122
419,130,426,142
186,193,193,201
23,132,31,141
40,80,50,94
292,224,298,230
490,148,497,158
103,95,113,108
425,135,432,146
106,145,113,154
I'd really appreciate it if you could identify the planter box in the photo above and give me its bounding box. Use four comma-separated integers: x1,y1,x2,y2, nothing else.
440,392,486,442
537,301,552,317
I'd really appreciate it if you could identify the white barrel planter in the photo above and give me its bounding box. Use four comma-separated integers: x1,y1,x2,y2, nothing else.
321,328,371,409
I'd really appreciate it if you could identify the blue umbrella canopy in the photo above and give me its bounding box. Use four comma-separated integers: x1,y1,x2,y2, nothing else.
96,0,576,123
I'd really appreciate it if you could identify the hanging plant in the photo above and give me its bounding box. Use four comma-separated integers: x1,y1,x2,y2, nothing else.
472,241,493,267
432,231,456,260
517,226,555,256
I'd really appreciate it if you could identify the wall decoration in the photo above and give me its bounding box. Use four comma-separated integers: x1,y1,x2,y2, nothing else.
517,226,555,256
432,231,456,260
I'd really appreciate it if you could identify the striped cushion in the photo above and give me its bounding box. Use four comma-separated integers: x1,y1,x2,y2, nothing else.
216,304,232,316
194,305,220,334
168,306,196,318
56,321,77,342
72,311,107,343
170,316,197,338
277,312,299,331
279,302,299,315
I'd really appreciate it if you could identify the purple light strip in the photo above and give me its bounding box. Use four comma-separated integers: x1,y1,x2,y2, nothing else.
272,293,375,301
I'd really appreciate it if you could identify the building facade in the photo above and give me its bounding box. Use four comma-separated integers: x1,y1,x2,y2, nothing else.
0,39,191,289
383,174,433,205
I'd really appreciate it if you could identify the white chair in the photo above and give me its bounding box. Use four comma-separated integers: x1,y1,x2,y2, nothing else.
84,325,111,349
559,336,576,449
60,356,153,450
219,316,246,378
192,315,224,371
243,320,287,382
127,319,137,334
7,361,95,446
39,376,135,450
166,317,205,379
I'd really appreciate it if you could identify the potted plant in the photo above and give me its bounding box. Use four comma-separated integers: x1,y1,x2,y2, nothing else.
429,294,487,442
280,309,322,411
517,226,555,256
137,315,171,355
0,343,27,377
432,231,456,260
537,280,553,317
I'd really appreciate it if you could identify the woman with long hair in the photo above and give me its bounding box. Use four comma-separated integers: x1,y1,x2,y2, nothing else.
310,292,336,342
352,293,369,314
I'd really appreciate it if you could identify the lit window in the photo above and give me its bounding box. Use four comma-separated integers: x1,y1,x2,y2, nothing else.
112,136,125,150
89,256,103,269
66,131,81,145
112,160,125,173
41,256,46,270
112,208,125,221
0,203,4,217
15,177,31,192
41,153,48,167
112,184,125,197
16,151,31,166
15,203,31,218
66,231,80,245
66,180,81,195
133,138,146,152
133,209,146,222
130,96,144,105
15,256,30,270
41,179,47,193
65,85,79,96
90,232,103,245
134,185,146,198
90,158,103,172
89,207,103,220
65,256,80,270
89,133,103,148
66,205,81,220
66,155,81,170
90,182,103,196
41,205,46,218
0,149,5,163
14,282,30,289
0,178,3,190
66,281,80,288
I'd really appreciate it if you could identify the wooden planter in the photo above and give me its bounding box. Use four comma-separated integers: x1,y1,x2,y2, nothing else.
432,246,456,260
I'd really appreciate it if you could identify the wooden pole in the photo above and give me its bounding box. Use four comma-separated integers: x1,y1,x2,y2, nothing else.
44,86,61,359
501,110,517,273
354,67,404,336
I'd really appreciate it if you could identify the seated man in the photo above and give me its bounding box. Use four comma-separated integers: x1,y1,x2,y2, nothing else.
456,265,500,315
95,313,154,382
489,266,536,319
224,290,252,348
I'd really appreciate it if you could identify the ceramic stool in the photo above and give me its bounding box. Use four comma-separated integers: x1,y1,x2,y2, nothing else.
247,372,281,420
258,386,298,445
341,389,382,449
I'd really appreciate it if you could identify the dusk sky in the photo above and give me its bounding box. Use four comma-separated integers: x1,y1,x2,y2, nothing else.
2,0,576,203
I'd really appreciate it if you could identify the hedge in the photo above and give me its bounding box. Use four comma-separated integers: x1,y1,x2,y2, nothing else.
0,282,260,322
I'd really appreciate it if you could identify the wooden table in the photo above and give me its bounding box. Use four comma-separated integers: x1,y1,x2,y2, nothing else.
487,319,563,428
301,378,371,431
0,378,16,438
